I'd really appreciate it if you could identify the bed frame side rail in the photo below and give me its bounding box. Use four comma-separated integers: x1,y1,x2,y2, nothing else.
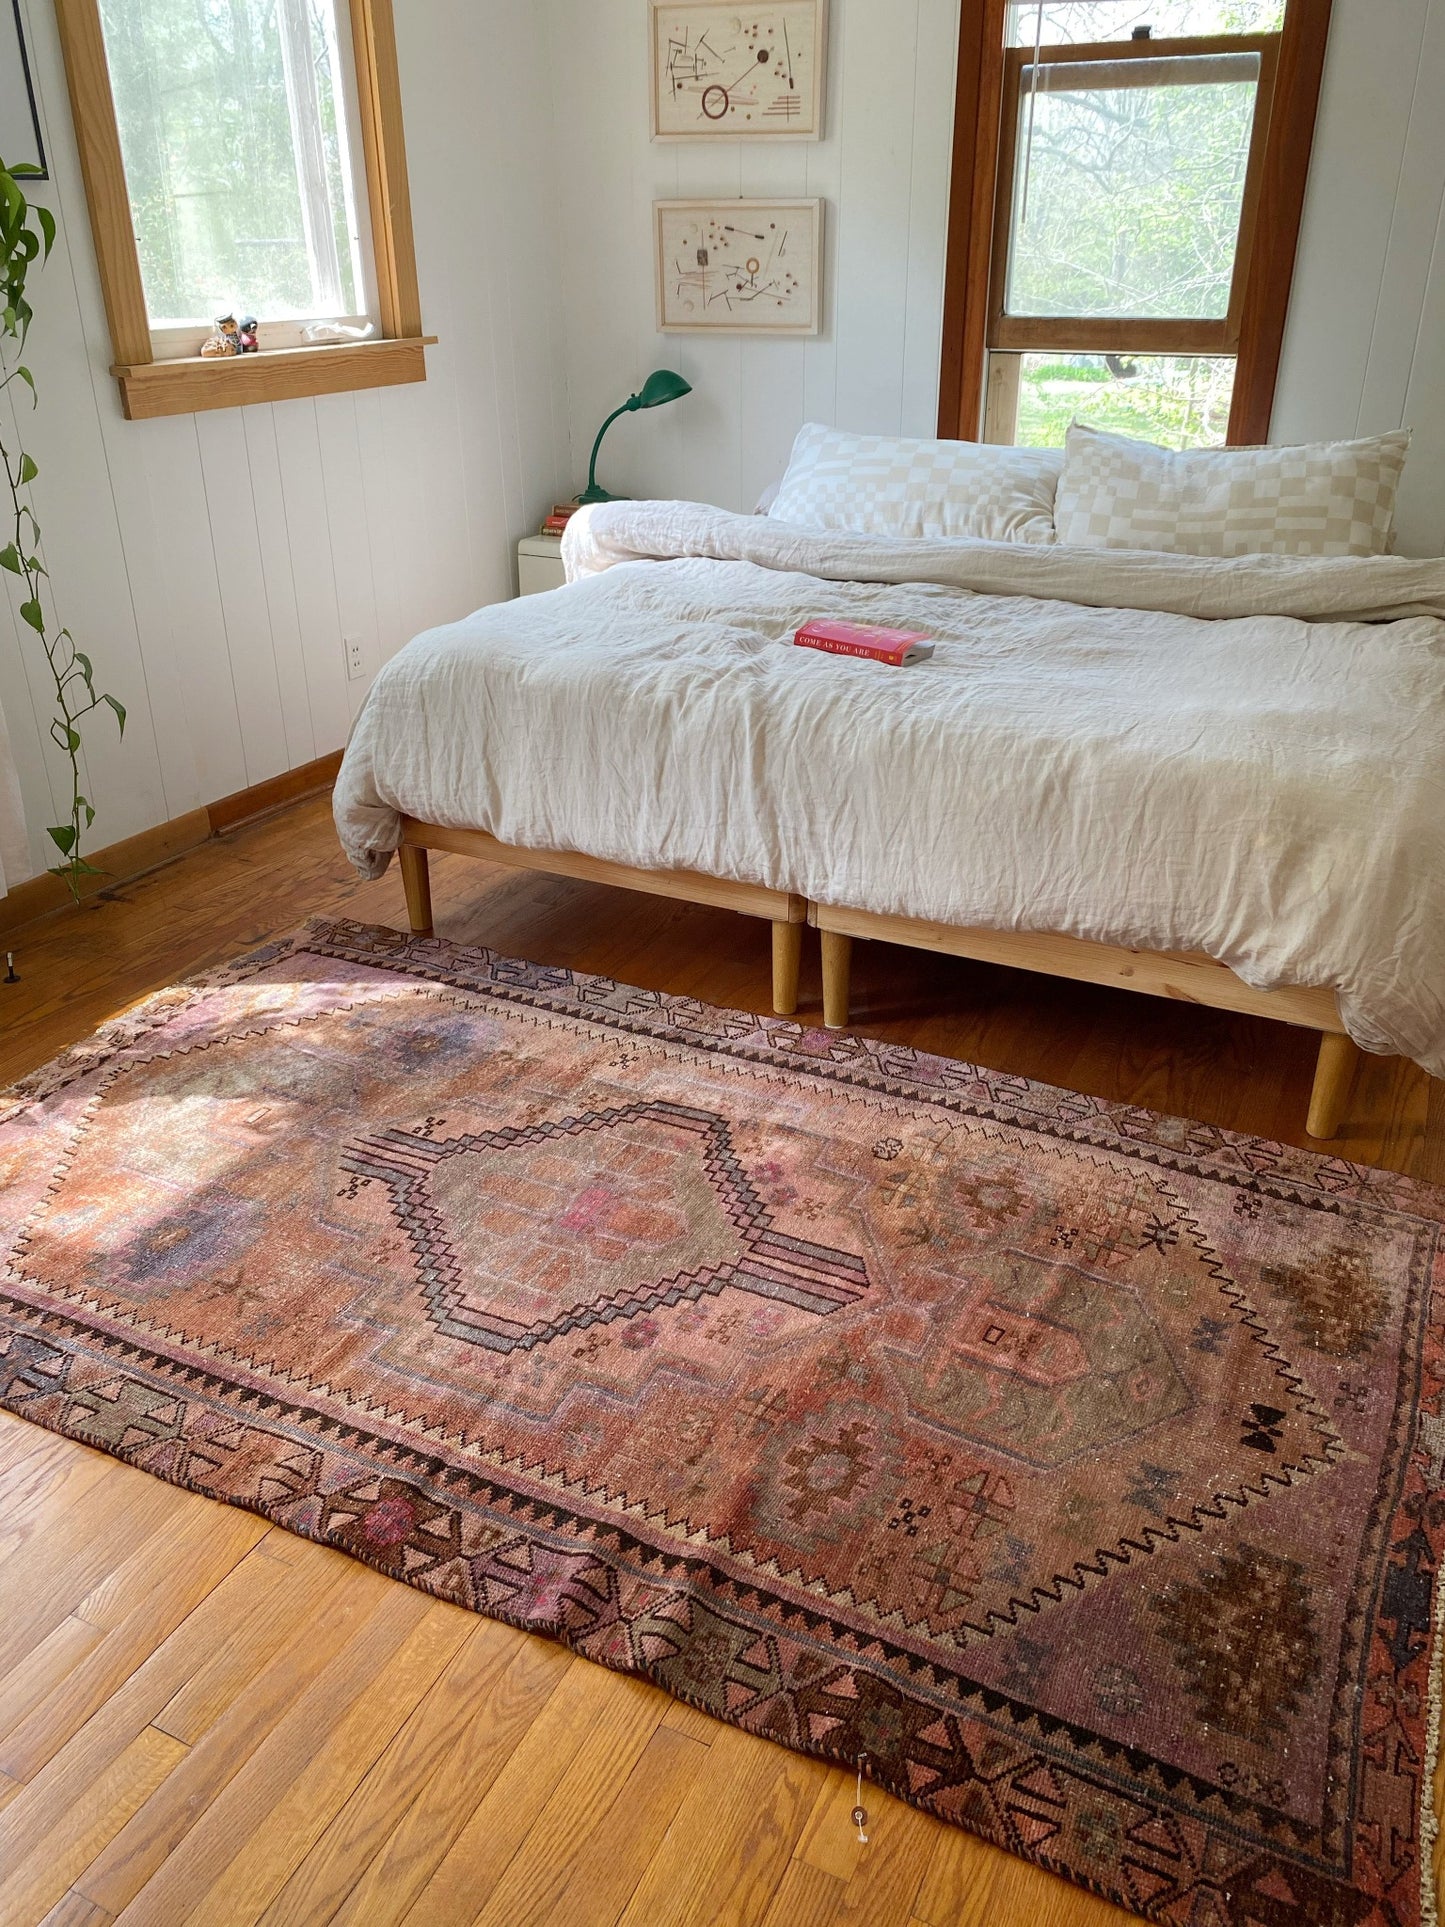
396,818,807,1015
808,900,1357,1140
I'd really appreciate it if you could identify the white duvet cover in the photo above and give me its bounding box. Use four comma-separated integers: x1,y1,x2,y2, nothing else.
334,501,1445,1075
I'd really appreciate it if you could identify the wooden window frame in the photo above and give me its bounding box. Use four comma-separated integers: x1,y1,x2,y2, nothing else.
938,0,1332,447
989,37,1278,353
53,0,434,421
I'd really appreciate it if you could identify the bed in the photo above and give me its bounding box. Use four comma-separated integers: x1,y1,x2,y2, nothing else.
333,426,1445,1141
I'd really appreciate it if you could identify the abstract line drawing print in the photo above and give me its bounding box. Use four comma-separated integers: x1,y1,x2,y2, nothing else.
650,2,825,140
656,200,822,335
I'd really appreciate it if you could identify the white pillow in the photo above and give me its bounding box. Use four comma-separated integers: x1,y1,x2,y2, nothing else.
768,422,1059,543
1053,423,1411,557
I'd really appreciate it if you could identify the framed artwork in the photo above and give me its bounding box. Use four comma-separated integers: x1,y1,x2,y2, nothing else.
1,0,46,177
650,1,826,141
656,198,822,335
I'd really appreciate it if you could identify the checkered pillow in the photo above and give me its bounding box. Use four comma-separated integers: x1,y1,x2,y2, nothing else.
1054,424,1411,557
769,423,1059,542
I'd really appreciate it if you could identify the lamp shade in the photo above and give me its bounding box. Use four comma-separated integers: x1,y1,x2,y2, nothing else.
578,368,694,505
636,368,691,409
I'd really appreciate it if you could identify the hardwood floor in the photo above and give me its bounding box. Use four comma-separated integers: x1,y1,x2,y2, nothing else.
0,791,1441,1927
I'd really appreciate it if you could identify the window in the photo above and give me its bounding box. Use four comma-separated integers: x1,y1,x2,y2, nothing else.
940,0,1331,449
54,0,429,418
1004,2,1284,41
1002,351,1238,446
100,0,373,353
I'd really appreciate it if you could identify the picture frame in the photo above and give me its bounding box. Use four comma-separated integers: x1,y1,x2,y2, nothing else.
649,1,826,142
655,198,822,336
1,0,47,178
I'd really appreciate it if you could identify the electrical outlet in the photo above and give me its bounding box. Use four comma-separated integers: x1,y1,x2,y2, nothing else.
345,636,366,681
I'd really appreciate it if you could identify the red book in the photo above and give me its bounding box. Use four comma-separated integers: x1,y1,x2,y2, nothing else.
794,618,935,667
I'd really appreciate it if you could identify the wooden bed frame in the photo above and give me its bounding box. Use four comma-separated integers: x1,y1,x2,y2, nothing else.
810,901,1359,1141
395,819,1361,1142
396,819,809,1017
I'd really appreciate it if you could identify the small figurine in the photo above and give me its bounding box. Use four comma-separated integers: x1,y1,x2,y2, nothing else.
200,313,239,358
237,316,259,353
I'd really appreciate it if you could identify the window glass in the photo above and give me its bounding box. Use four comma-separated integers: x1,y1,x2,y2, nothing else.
1004,351,1236,447
1004,51,1260,320
98,0,368,330
1006,2,1283,45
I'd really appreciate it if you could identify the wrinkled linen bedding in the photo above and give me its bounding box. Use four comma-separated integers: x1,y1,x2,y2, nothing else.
334,501,1445,1074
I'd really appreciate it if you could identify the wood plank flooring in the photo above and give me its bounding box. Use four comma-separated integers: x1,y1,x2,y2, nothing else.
0,792,1441,1926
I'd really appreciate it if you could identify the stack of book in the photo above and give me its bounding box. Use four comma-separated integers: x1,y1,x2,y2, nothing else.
540,503,577,538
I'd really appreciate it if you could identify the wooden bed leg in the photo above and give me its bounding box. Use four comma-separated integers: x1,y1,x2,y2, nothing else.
398,843,433,936
1307,1032,1359,1140
821,930,852,1031
772,920,802,1016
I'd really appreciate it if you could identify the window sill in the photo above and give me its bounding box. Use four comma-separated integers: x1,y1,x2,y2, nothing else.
110,335,436,421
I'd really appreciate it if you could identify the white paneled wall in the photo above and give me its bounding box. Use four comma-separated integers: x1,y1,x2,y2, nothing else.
1272,0,1445,557
541,0,963,515
543,0,1445,544
0,0,572,882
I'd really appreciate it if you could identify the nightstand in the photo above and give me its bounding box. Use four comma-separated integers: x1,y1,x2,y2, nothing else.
517,534,565,596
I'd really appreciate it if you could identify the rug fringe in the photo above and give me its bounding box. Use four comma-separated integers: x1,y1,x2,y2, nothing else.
1423,1529,1445,1927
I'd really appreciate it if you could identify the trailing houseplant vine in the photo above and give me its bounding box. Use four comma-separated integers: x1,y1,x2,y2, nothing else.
1,157,124,897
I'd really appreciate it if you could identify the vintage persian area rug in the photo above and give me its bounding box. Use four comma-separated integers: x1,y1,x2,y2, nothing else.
2,921,1443,1925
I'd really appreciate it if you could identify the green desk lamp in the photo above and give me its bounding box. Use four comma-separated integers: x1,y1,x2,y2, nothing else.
578,368,692,505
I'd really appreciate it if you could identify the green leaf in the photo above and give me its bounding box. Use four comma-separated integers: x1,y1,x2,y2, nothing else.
14,364,34,400
0,543,18,574
6,162,43,178
46,823,76,855
83,801,95,827
35,207,54,259
18,597,43,632
102,692,126,734
18,451,37,484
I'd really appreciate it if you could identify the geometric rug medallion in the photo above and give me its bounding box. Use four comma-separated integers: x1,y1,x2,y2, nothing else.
2,919,1442,1927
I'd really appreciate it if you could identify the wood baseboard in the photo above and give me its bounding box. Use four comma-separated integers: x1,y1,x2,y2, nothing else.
0,749,343,941
208,751,344,835
0,809,212,939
